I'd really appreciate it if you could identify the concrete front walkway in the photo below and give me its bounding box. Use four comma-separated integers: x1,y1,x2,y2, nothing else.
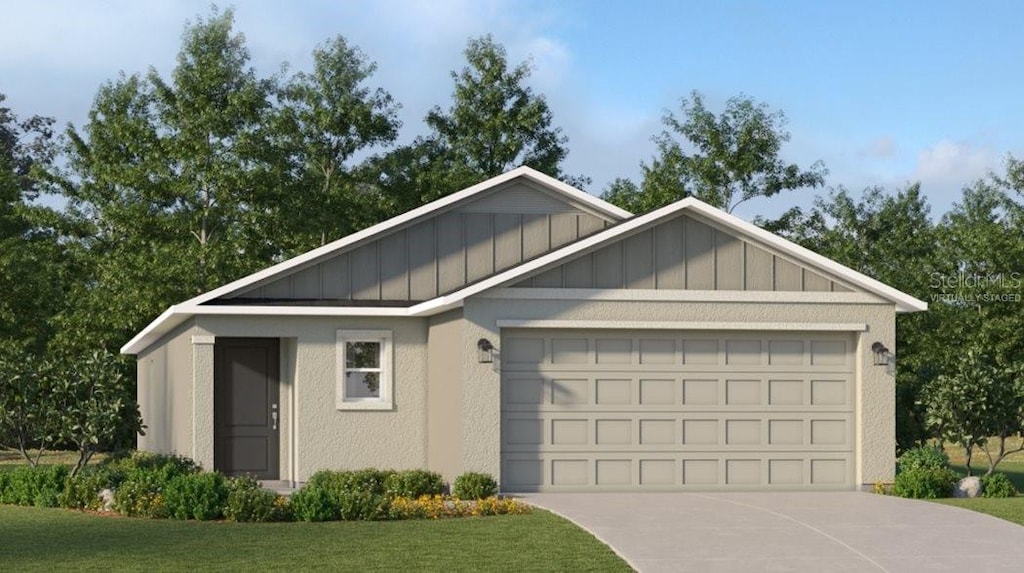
520,492,1024,572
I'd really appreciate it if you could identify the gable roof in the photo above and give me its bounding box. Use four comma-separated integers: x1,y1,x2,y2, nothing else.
122,175,927,356
405,196,928,316
121,167,631,354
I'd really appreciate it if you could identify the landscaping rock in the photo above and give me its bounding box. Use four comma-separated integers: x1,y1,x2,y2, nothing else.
99,488,116,511
954,476,982,498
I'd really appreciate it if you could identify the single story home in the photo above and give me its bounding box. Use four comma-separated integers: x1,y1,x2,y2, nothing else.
122,166,926,492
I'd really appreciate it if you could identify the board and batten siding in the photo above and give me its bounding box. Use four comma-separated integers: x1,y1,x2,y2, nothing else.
223,182,613,303
514,213,851,292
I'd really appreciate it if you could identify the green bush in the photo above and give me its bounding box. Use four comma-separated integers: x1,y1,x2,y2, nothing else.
307,469,395,497
981,473,1018,498
225,476,291,522
290,484,339,522
163,472,228,520
452,472,497,500
337,491,389,521
0,465,70,507
896,446,950,474
892,466,957,499
110,452,202,518
383,470,445,498
60,466,108,510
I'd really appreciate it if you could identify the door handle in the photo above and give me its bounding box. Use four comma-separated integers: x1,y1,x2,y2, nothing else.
271,403,278,431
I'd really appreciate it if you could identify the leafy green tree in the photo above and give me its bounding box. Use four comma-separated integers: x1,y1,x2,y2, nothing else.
924,350,1024,475
274,35,400,252
0,93,70,354
426,35,570,182
0,346,59,465
50,350,144,476
603,91,826,214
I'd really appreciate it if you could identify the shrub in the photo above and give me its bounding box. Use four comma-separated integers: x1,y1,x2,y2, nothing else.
453,472,497,500
163,472,228,520
337,491,389,521
290,484,339,522
896,446,950,474
892,466,957,499
60,466,108,510
981,473,1018,498
307,469,395,497
0,465,70,507
110,452,201,518
225,476,291,522
473,496,531,516
383,470,445,498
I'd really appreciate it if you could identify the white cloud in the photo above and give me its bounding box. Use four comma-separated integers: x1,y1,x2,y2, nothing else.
861,135,898,159
909,139,1001,211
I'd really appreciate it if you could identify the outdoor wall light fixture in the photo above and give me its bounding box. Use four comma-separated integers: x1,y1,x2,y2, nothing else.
871,342,893,366
477,338,495,363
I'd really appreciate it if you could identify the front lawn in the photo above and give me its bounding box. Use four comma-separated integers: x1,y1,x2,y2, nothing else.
932,497,1024,526
0,504,631,572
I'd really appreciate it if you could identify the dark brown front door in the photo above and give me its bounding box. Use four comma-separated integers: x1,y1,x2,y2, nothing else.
214,338,280,480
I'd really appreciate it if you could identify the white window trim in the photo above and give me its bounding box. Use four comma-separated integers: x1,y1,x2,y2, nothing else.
336,329,393,411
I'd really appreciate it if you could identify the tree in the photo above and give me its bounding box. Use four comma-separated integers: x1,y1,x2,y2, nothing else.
414,35,573,202
602,91,826,214
50,350,144,476
273,35,400,252
0,93,69,354
0,346,59,465
924,350,1024,476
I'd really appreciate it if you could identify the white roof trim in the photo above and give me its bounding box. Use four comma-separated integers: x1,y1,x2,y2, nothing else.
120,304,423,355
180,167,630,309
477,287,887,305
423,197,928,314
495,320,869,331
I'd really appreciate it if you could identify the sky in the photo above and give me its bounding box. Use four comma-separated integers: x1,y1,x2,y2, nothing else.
3,0,1022,220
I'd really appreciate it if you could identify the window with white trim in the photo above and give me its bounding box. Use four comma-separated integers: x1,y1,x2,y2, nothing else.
336,330,393,410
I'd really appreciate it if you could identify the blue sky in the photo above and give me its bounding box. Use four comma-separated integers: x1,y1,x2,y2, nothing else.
3,0,1021,220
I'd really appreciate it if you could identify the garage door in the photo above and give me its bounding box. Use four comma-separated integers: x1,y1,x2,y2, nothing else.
500,329,855,491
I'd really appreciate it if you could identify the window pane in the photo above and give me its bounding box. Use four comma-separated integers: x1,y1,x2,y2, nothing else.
345,371,380,398
346,341,380,368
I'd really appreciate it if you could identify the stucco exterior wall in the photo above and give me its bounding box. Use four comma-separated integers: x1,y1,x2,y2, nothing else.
136,318,198,458
192,315,429,481
426,310,464,482
460,295,897,488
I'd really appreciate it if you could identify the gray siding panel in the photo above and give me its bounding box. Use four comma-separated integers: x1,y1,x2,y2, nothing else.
654,219,685,289
624,230,655,289
351,242,380,299
379,231,409,300
263,277,290,299
322,253,349,299
510,213,858,296
803,269,832,292
578,213,606,237
465,213,494,283
437,212,465,293
493,214,522,272
550,213,579,248
685,218,715,289
715,232,744,291
744,244,774,291
774,257,803,291
563,256,593,288
522,214,551,259
594,243,623,289
292,265,321,299
457,182,580,214
408,220,437,300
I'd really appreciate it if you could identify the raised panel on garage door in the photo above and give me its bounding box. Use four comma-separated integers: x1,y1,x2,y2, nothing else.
500,329,855,492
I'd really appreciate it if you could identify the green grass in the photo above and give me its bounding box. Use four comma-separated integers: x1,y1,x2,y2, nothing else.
0,505,631,572
932,497,1024,526
0,449,108,467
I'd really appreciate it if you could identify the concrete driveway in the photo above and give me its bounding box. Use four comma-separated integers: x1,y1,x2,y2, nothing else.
520,492,1024,572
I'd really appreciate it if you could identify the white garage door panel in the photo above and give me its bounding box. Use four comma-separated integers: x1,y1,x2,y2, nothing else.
500,330,856,491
